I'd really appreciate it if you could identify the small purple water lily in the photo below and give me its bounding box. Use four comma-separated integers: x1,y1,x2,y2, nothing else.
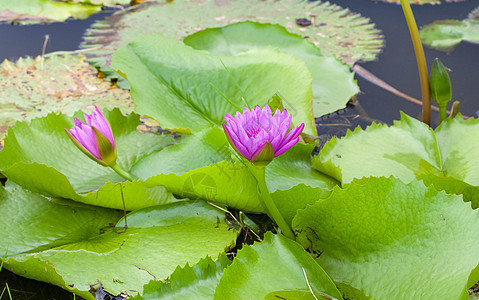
223,105,304,164
66,106,117,167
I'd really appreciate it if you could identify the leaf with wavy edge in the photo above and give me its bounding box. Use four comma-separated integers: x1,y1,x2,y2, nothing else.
144,143,338,213
214,232,343,300
134,254,231,299
81,0,384,85
1,184,237,299
112,33,316,135
184,21,359,118
313,113,479,206
0,109,180,210
292,177,479,300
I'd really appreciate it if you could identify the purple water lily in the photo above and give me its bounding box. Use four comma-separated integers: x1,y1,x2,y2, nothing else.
223,105,304,164
66,106,116,166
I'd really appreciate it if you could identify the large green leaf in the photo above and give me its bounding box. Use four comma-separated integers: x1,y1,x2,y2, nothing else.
214,232,343,300
82,0,383,85
112,33,316,135
0,0,100,24
184,21,359,118
144,143,338,213
0,109,180,210
313,113,479,206
0,54,132,142
131,126,230,178
136,254,232,300
1,183,237,299
420,7,479,53
292,177,479,300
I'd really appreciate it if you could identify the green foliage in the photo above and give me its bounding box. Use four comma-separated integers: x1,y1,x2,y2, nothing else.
184,21,359,118
313,113,479,206
293,177,479,300
0,54,132,140
145,143,338,213
112,33,317,135
420,7,479,53
82,0,384,84
214,232,343,300
136,254,232,299
0,0,100,24
0,109,179,210
1,183,237,299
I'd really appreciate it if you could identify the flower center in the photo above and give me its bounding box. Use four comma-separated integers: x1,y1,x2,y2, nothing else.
246,125,262,138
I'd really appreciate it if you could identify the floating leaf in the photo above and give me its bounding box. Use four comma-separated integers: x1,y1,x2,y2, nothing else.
214,232,343,300
374,0,464,4
1,183,237,299
313,113,479,207
293,177,479,300
63,0,130,5
0,54,132,143
420,7,479,52
136,254,232,300
0,0,100,24
184,21,359,118
0,109,180,210
144,143,338,213
112,33,317,135
81,0,384,84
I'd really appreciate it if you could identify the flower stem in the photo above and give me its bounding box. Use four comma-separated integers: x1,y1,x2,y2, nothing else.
248,164,295,240
400,0,431,126
439,105,447,123
110,163,137,182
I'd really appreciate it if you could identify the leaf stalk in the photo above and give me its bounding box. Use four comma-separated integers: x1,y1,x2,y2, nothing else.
400,0,431,125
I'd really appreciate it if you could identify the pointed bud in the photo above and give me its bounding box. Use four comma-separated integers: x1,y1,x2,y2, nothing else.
430,58,452,107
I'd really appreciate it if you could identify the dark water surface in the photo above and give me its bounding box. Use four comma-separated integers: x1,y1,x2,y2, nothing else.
0,1,478,299
328,0,479,126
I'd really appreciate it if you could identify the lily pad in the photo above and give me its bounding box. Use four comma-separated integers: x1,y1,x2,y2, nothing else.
292,177,479,300
81,0,384,84
313,113,479,207
420,7,479,52
0,109,180,210
374,0,463,4
0,54,132,143
1,183,237,299
184,21,359,118
112,33,317,135
143,143,339,213
0,0,100,24
136,254,232,299
214,232,343,300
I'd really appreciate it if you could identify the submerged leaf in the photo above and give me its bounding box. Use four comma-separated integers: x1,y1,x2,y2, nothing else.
293,177,479,300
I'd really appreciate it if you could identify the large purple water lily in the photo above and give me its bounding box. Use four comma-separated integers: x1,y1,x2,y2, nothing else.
223,105,304,164
66,106,117,166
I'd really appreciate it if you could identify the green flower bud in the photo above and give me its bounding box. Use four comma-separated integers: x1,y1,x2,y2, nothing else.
430,58,452,107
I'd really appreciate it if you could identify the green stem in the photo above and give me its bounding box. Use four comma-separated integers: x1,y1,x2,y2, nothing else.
439,105,447,123
110,164,137,182
400,0,431,126
248,164,295,240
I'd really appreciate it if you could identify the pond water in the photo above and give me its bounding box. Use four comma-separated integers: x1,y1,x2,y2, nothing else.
0,1,478,299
